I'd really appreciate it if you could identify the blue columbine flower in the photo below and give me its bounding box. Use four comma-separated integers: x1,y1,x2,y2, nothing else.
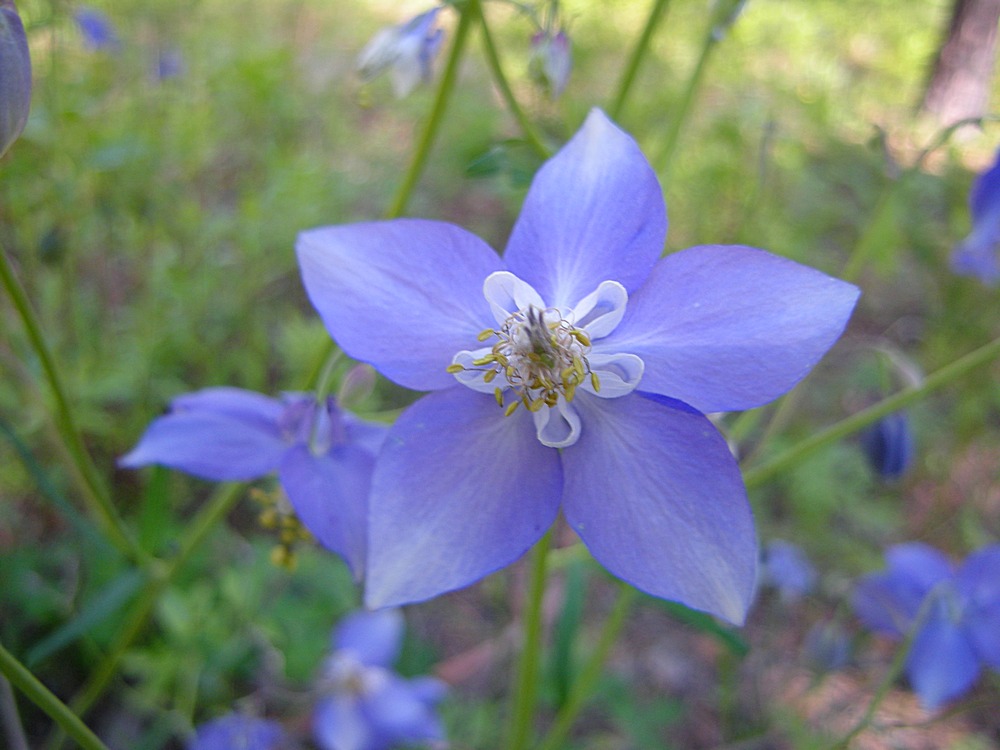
760,540,817,602
0,0,31,158
356,8,444,98
860,411,914,480
951,147,1000,285
121,387,387,576
314,608,447,750
853,542,1000,709
296,109,859,624
74,7,120,52
189,713,290,750
529,29,572,98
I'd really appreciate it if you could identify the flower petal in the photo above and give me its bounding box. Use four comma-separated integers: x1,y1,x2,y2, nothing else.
314,695,371,750
606,245,859,412
483,271,545,325
279,444,374,577
503,109,667,309
906,600,981,710
580,352,644,398
956,544,1000,668
297,219,502,391
364,388,562,608
571,280,628,339
332,608,404,668
362,676,445,744
532,398,581,448
120,411,286,481
562,393,756,624
173,387,286,429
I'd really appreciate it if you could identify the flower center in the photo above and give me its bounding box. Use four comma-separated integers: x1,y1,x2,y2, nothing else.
450,305,600,416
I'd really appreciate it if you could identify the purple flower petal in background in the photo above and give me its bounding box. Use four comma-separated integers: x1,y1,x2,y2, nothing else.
189,714,289,750
760,540,817,602
74,7,120,52
297,108,859,624
121,387,387,577
0,0,31,158
951,147,1000,285
356,8,444,98
852,542,1000,709
861,411,914,479
314,609,446,750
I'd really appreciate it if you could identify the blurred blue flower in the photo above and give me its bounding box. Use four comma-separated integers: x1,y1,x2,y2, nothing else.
951,147,1000,285
189,714,289,750
0,0,31,157
356,8,444,98
314,609,446,750
297,109,859,624
529,29,572,98
803,621,851,673
860,411,914,479
853,542,1000,709
74,7,120,52
155,48,184,80
121,388,387,576
760,540,817,602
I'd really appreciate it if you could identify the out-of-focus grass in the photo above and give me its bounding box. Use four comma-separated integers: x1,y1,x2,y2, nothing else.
2,0,999,746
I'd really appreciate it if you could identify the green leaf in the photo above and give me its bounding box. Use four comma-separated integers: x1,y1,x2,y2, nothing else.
548,559,587,709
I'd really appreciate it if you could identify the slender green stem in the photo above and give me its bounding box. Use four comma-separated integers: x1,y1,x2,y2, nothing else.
0,247,145,564
825,591,936,750
474,2,550,158
385,3,474,219
0,643,111,750
506,528,553,750
744,334,1000,489
46,483,244,750
608,0,672,119
535,585,638,750
1,675,30,750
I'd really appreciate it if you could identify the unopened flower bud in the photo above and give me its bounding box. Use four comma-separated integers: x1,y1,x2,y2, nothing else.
861,411,914,479
337,363,377,410
529,29,572,98
0,0,31,158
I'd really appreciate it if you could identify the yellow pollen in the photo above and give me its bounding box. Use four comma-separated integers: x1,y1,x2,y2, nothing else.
445,363,464,374
477,328,496,342
504,401,520,416
590,372,601,392
494,387,504,407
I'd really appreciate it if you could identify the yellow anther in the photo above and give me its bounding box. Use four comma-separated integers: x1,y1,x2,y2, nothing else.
472,355,496,367
564,383,577,402
504,401,521,417
446,363,465,374
573,356,585,380
494,387,504,407
259,508,278,529
477,328,496,342
561,366,577,385
544,392,559,407
590,371,601,392
484,369,497,383
270,545,297,571
571,330,591,347
528,397,546,412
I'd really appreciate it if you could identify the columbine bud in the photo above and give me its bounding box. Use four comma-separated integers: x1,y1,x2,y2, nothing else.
529,29,572,98
356,8,444,98
0,0,31,158
860,411,914,480
337,363,377,410
74,7,120,52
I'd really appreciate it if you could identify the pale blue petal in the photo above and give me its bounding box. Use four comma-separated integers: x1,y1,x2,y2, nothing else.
503,109,667,309
969,147,1000,223
343,415,389,458
606,245,859,413
297,220,501,391
956,544,1000,668
279,444,373,578
314,695,371,750
364,388,562,608
188,714,288,750
562,393,756,624
886,543,953,588
362,677,445,744
171,387,285,428
853,544,953,636
120,411,286,481
333,608,404,668
906,600,981,710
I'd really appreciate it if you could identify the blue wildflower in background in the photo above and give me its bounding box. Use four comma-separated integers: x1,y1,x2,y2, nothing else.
356,8,444,98
155,48,184,80
760,540,817,602
314,608,446,750
297,109,858,623
0,0,31,158
860,411,914,480
804,621,851,673
529,29,572,98
189,713,290,750
951,147,1000,285
121,388,386,576
74,7,120,52
853,542,1000,709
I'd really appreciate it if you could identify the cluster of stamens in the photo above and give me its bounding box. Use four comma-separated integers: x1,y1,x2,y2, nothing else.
252,487,314,571
448,306,600,415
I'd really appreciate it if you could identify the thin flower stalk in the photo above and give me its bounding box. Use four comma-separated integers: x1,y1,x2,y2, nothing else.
608,0,672,119
0,643,111,750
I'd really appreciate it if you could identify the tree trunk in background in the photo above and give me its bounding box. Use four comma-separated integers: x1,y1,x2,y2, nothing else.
921,0,1000,124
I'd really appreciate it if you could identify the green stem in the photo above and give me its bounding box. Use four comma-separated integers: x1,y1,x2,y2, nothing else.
0,246,145,564
506,528,553,750
608,0,672,119
384,2,475,219
474,2,550,158
46,483,244,750
535,585,638,750
744,333,1000,490
0,643,111,750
